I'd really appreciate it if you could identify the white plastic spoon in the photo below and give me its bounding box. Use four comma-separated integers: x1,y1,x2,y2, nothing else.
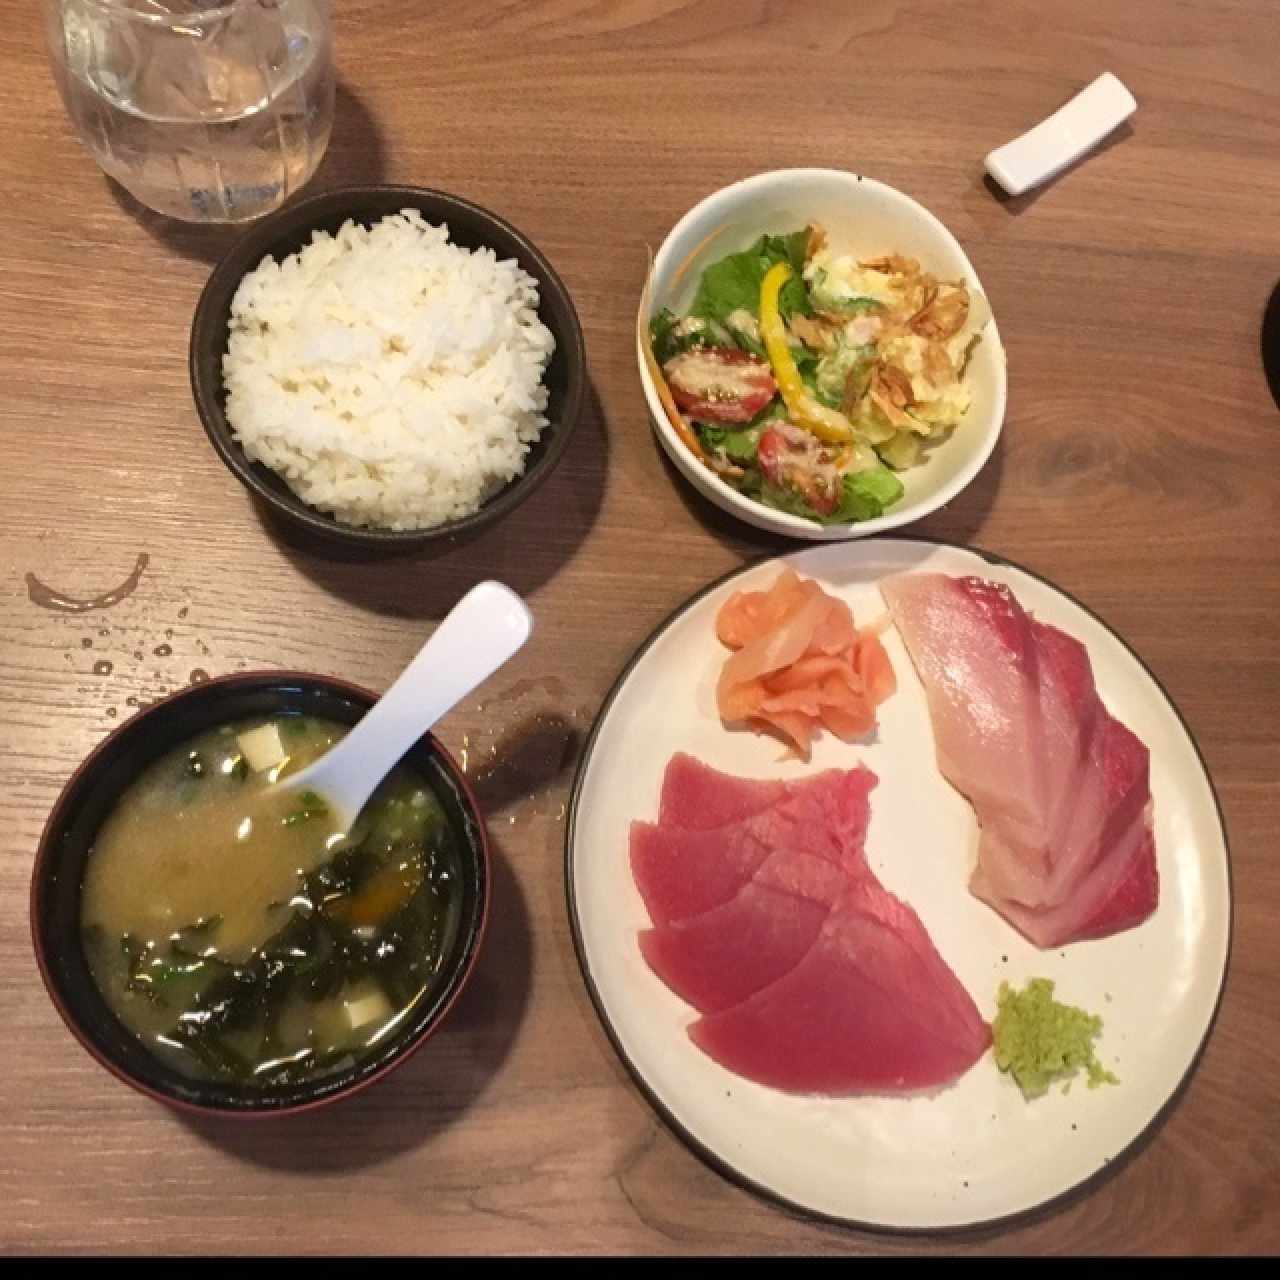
276,580,533,834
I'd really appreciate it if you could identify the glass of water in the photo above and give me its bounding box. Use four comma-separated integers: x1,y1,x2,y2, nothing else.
42,0,335,224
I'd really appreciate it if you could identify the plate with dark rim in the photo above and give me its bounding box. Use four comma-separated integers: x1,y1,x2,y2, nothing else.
565,537,1230,1231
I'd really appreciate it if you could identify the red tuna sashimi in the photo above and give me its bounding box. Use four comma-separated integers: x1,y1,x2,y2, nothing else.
688,877,992,1094
739,765,876,874
848,873,994,1056
630,819,773,926
634,762,877,925
658,752,791,830
973,718,1159,946
879,574,1054,876
639,852,849,1013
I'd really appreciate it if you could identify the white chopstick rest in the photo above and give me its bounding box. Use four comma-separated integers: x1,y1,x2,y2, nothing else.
984,72,1137,197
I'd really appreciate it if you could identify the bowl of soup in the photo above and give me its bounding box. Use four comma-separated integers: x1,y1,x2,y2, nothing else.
30,672,489,1115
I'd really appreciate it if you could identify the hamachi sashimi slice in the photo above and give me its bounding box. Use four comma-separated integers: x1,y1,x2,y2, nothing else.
882,571,1159,947
879,573,1051,868
688,878,992,1095
953,620,1149,911
975,620,1114,908
974,812,1157,948
972,718,1159,946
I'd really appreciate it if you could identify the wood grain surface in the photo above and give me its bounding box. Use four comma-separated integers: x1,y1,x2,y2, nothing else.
3,0,1278,1257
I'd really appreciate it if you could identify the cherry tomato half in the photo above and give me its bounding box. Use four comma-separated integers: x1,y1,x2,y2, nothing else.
757,425,841,516
663,347,777,424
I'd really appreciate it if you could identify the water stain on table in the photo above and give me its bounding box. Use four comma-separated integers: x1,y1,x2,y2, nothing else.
462,677,594,826
25,552,149,613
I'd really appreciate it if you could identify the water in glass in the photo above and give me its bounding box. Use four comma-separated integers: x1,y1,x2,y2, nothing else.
45,0,334,223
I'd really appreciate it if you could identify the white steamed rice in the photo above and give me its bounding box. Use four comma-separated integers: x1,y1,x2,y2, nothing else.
222,208,556,531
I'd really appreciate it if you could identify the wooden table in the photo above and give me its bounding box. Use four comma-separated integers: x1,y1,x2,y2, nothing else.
3,0,1277,1256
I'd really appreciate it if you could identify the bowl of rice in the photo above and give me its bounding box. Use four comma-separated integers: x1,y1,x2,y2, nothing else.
190,185,587,549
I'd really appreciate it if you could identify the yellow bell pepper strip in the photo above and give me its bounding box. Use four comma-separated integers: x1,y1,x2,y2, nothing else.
759,262,856,445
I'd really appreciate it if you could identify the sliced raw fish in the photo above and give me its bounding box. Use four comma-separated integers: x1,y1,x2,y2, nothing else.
732,765,875,874
639,852,848,1012
882,572,1159,946
973,718,1159,946
688,878,992,1095
631,755,990,1096
658,752,790,830
847,875,992,1056
629,819,773,926
975,816,1157,948
632,765,877,925
1032,621,1104,854
880,573,1052,867
959,620,1145,910
973,620,1111,908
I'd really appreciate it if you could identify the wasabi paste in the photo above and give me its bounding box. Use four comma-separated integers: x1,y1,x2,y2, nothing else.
992,978,1119,1100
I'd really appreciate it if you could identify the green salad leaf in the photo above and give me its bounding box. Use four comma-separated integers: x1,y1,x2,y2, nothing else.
690,230,812,329
738,461,905,526
827,465,905,523
696,423,764,464
649,309,734,364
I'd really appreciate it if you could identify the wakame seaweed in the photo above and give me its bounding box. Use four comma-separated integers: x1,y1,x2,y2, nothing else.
154,822,456,1087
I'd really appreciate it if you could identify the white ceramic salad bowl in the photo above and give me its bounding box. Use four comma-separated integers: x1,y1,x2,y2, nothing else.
637,169,1008,541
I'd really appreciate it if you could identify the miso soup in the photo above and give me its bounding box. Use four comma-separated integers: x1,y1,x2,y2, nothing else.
80,714,462,1088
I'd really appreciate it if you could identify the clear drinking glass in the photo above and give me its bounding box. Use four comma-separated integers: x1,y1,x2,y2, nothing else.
42,0,335,223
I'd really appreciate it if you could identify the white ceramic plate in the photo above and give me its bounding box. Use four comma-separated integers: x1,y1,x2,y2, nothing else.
637,169,1008,541
566,539,1231,1232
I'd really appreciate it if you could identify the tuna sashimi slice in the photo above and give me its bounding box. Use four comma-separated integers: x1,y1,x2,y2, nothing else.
688,879,992,1095
630,820,773,927
844,877,991,1057
632,765,878,925
639,852,848,1013
740,766,876,874
658,753,790,831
